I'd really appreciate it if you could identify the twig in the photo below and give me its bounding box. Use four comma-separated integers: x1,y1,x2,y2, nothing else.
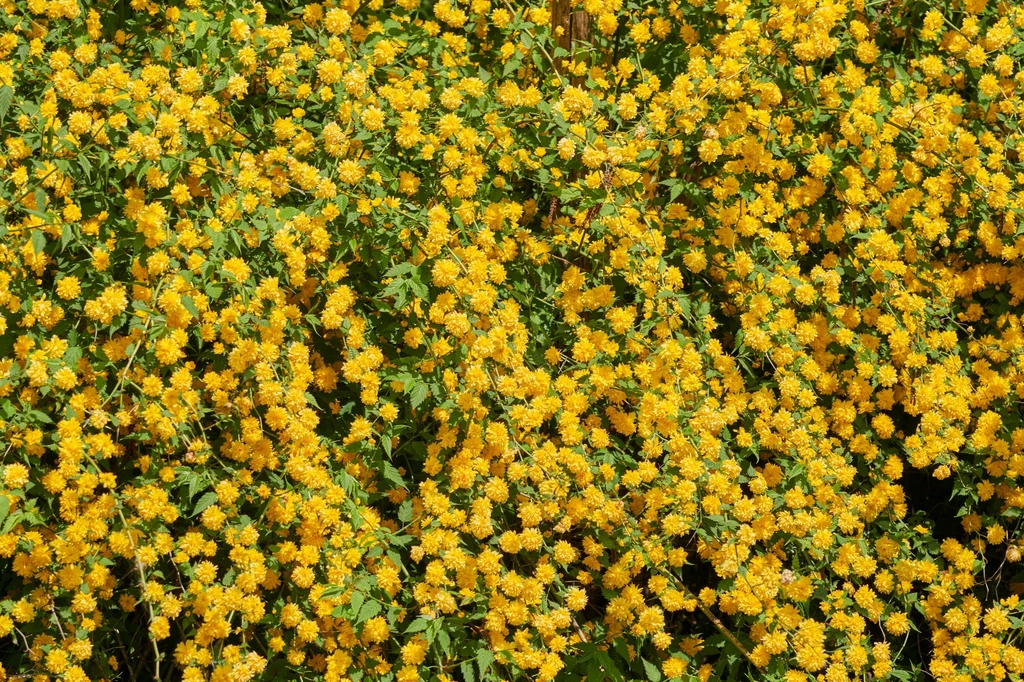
90,475,163,682
13,626,32,655
50,603,66,641
658,567,762,670
99,282,161,410
571,616,589,643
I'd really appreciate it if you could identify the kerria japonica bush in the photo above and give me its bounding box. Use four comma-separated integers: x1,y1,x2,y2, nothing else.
2,0,1024,681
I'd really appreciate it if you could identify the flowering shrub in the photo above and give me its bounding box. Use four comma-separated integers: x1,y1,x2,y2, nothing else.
3,0,1024,680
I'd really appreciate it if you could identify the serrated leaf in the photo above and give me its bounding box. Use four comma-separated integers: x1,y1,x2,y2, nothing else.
394,287,410,310
398,500,413,523
404,617,431,633
0,86,12,122
461,661,476,682
31,230,46,254
63,345,82,366
503,57,521,77
389,534,413,547
320,586,345,601
384,262,414,278
408,382,428,409
192,491,218,517
30,410,52,424
357,599,381,624
588,653,602,681
0,86,11,122
0,495,9,528
668,181,685,203
2,510,20,534
181,296,200,318
349,590,365,619
643,658,662,682
382,462,404,487
408,275,429,301
597,651,623,682
437,628,451,654
381,277,406,298
188,473,207,502
478,649,495,678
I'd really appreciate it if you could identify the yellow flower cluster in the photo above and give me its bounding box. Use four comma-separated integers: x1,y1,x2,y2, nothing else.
2,0,1024,680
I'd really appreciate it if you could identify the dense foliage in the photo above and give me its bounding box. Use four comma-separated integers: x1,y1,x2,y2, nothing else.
3,0,1024,680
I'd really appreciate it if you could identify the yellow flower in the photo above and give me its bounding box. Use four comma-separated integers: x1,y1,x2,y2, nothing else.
2,464,29,488
807,153,833,178
884,611,911,635
663,657,686,679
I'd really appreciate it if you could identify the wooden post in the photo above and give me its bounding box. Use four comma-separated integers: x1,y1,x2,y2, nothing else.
551,0,573,56
550,0,589,82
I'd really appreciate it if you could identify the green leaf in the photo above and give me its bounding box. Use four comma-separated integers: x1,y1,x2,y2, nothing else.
404,617,432,633
587,652,602,681
63,345,82,366
34,189,46,213
384,262,414,278
320,585,345,599
349,590,365,618
612,640,631,668
409,382,429,409
194,15,208,39
477,649,495,678
357,599,381,624
503,57,522,78
382,462,404,487
437,628,451,654
30,410,52,424
665,180,684,203
0,85,12,122
596,651,623,682
643,658,662,682
0,495,9,529
461,661,476,682
31,230,46,254
381,277,406,298
408,275,429,301
192,491,218,517
2,510,20,534
181,296,200,318
188,473,207,502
